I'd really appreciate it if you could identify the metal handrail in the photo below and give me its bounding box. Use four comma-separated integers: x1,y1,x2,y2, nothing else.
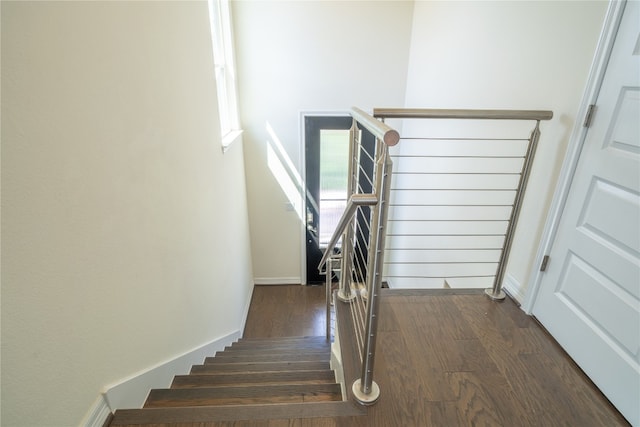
374,108,553,121
352,107,400,146
318,193,378,271
318,106,397,270
489,122,542,299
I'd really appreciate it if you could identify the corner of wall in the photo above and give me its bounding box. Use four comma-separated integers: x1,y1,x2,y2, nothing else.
239,279,255,337
503,273,526,305
79,395,112,427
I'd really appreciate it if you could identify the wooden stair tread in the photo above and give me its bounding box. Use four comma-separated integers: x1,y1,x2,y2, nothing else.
110,334,355,424
172,369,336,388
227,341,331,351
233,336,329,343
226,341,329,348
205,352,328,363
216,346,331,357
222,344,331,354
191,360,331,373
234,336,328,343
144,383,343,407
111,401,365,425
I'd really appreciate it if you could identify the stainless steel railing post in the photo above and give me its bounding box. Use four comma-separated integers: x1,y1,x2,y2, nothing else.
338,119,359,303
485,121,542,300
325,254,340,339
352,145,393,405
317,108,399,407
325,257,332,340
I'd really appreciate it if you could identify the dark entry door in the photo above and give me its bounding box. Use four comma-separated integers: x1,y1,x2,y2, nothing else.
304,115,377,284
304,116,353,284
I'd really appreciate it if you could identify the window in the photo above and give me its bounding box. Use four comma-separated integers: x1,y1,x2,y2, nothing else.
319,129,350,247
208,0,241,150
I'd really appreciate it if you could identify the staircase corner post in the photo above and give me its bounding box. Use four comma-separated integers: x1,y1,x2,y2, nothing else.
353,146,393,405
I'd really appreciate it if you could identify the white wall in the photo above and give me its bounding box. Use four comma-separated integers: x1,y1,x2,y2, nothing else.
232,0,415,283
399,0,608,298
233,0,608,292
1,2,253,425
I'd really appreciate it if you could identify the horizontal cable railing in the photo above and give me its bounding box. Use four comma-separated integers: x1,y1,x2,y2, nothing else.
374,108,553,299
320,106,551,409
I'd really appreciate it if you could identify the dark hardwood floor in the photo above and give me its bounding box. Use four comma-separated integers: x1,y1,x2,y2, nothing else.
366,289,629,427
243,285,628,427
243,284,327,338
114,284,630,426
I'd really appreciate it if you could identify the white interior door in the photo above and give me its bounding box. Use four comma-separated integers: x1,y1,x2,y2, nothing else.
532,2,640,425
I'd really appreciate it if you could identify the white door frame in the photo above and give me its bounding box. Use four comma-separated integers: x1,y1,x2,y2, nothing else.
522,0,626,313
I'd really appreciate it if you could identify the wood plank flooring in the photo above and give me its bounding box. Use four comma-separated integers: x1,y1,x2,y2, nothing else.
371,289,629,427
243,284,327,338
113,284,630,426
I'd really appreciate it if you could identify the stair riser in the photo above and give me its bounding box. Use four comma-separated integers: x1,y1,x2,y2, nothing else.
172,370,336,388
207,353,328,363
230,339,329,349
172,379,335,388
145,394,341,407
216,347,331,358
191,361,331,374
145,384,342,408
111,401,365,425
234,336,329,344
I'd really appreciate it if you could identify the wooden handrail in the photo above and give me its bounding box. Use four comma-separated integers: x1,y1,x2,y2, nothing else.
351,107,400,146
373,108,553,121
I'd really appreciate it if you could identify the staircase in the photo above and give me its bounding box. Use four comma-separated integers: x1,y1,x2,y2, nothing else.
109,336,363,425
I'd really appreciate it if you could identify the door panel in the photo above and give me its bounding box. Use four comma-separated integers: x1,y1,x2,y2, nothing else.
532,2,640,424
304,115,376,284
304,116,353,284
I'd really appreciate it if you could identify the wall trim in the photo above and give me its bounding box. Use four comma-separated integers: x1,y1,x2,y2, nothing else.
502,274,525,305
79,394,112,427
522,0,626,314
85,281,255,427
254,277,301,285
103,330,241,411
84,280,255,423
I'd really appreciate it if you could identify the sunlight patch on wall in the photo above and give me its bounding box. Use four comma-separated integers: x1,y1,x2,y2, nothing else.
266,121,305,222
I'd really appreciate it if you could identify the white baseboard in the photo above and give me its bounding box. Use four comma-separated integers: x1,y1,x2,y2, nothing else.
503,273,526,304
83,281,255,423
79,394,112,427
254,277,301,285
103,330,241,411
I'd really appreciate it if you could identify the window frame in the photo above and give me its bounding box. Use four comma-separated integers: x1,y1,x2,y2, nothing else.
208,0,242,151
